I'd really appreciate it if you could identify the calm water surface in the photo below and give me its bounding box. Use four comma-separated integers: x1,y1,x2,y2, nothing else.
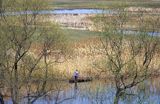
35,78,160,104
3,9,112,15
5,78,160,104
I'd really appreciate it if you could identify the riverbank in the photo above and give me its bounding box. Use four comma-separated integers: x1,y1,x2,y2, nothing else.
51,0,160,9
48,10,160,33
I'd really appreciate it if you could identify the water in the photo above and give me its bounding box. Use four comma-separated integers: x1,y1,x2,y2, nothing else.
2,9,112,16
120,30,160,36
53,9,110,14
27,81,116,104
5,78,160,104
2,8,160,15
1,9,160,35
35,79,160,104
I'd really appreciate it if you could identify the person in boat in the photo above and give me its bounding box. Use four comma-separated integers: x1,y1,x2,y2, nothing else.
73,70,79,82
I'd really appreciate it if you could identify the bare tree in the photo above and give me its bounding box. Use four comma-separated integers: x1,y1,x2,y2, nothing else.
24,23,68,104
0,0,2,13
93,9,160,104
0,0,68,104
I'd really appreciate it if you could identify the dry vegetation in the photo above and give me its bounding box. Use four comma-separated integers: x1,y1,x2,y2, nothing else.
29,36,160,80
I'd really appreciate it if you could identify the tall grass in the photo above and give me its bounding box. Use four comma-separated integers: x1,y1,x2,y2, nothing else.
30,28,160,79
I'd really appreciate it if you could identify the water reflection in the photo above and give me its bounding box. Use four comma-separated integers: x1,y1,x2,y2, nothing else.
32,81,115,104
74,83,78,97
4,78,160,104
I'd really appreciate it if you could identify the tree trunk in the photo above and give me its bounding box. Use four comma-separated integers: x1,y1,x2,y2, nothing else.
0,92,4,104
114,90,121,104
0,0,2,13
12,62,19,104
41,52,48,90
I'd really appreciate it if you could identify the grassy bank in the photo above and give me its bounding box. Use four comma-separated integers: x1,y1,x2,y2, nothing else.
50,0,160,9
63,29,100,41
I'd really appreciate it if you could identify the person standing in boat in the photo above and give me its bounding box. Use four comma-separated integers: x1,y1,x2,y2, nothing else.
73,70,79,82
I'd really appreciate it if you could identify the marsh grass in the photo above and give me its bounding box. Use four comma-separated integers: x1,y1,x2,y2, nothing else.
28,27,160,80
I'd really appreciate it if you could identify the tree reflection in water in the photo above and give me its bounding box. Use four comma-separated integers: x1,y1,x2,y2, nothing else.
3,78,160,104
74,82,78,98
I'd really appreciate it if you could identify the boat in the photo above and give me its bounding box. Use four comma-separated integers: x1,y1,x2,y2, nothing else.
69,77,92,83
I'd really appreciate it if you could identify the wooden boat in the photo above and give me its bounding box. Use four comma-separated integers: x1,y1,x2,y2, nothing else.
69,77,92,83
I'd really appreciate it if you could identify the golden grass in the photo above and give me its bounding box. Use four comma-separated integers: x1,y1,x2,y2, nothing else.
30,37,160,79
